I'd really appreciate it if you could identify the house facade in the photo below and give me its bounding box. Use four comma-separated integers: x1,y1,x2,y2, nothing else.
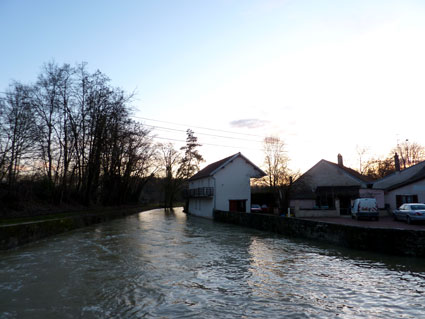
187,153,265,219
291,154,383,215
291,152,425,215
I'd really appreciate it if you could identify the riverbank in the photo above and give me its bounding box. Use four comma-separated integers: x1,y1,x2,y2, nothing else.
213,210,425,257
0,204,158,250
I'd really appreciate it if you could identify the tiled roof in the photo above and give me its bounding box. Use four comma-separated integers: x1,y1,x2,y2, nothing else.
386,166,425,191
189,152,265,181
373,160,425,190
323,160,375,183
189,153,237,181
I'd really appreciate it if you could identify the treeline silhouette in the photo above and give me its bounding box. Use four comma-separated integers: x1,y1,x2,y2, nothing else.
0,62,158,212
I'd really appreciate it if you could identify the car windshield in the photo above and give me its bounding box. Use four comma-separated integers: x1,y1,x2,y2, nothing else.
252,205,260,208
411,205,425,210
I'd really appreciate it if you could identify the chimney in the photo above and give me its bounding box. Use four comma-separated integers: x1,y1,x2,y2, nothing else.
337,153,343,167
394,152,400,172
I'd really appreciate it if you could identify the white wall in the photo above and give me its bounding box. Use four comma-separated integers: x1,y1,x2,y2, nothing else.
385,179,425,210
189,177,212,189
188,156,261,218
188,197,214,218
214,156,255,212
188,177,214,218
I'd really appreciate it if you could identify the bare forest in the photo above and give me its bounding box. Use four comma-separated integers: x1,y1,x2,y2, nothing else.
0,62,201,215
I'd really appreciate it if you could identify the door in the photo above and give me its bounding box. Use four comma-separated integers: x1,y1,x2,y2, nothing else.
339,196,352,215
229,200,247,212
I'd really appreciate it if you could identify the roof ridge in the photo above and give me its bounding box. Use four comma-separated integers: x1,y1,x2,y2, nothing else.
188,152,265,181
374,159,425,183
188,153,239,181
325,160,374,182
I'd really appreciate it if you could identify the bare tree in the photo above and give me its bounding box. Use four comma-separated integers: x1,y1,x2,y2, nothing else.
32,62,62,185
261,136,294,211
101,119,156,205
356,145,369,174
263,136,289,188
1,61,159,210
159,143,181,208
393,139,425,169
362,156,395,179
0,83,35,189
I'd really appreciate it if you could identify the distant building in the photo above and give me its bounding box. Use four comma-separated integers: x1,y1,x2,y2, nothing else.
291,154,383,215
373,154,425,209
187,152,266,219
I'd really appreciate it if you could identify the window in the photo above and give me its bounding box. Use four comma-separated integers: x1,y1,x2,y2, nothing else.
396,195,418,208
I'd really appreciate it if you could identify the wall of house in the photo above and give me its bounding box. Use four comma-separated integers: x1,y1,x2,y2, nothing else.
188,197,214,218
289,199,339,217
188,177,214,218
189,177,213,189
290,199,315,209
214,156,257,213
385,179,425,210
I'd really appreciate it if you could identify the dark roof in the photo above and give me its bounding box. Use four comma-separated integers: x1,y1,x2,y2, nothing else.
189,152,265,181
372,159,425,190
189,153,236,181
386,166,425,191
324,160,375,183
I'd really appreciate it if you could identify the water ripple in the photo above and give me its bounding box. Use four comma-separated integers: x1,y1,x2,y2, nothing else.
1,208,425,318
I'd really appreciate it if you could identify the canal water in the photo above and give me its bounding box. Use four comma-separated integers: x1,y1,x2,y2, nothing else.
1,208,425,318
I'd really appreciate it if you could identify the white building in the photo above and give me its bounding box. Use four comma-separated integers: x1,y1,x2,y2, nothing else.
187,152,265,219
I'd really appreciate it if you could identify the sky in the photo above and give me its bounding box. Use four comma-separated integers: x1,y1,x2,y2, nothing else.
1,0,425,173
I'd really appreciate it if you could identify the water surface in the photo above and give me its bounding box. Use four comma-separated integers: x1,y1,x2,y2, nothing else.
1,208,425,318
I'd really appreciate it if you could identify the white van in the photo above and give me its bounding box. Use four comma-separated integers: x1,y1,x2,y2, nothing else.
351,198,379,221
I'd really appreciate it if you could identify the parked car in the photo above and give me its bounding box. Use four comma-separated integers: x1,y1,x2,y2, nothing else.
261,204,269,213
251,204,262,213
351,198,379,220
393,203,425,224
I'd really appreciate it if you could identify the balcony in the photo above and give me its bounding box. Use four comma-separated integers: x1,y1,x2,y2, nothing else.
185,187,214,198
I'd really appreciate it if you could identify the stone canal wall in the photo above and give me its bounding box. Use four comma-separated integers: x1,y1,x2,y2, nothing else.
213,210,425,257
0,206,151,250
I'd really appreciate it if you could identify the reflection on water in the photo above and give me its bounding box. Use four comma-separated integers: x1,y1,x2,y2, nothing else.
1,208,425,318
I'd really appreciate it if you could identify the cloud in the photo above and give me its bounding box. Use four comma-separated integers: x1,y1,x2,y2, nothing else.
229,118,270,129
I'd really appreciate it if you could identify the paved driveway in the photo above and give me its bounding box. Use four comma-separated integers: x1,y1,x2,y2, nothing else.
301,216,425,231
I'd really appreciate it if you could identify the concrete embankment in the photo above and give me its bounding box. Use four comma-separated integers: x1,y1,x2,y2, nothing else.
0,206,153,250
213,210,425,257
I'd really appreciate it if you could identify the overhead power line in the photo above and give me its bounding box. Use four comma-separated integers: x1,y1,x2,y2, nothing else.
144,124,263,143
133,116,267,139
152,136,261,151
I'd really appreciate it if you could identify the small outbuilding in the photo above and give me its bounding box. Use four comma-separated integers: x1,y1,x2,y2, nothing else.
187,152,266,219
